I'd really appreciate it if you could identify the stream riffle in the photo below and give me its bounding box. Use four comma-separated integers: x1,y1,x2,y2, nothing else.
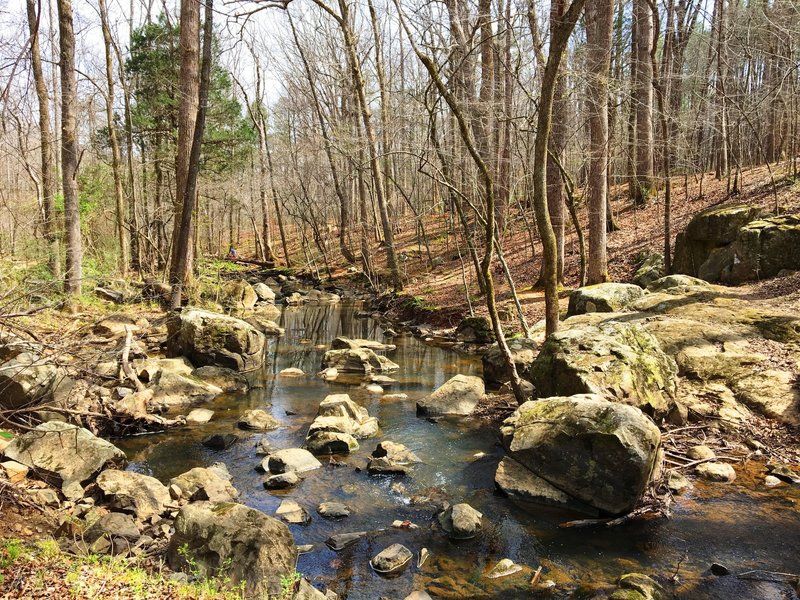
117,300,800,599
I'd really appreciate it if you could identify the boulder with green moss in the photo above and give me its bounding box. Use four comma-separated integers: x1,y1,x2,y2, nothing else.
500,395,661,515
167,308,266,371
531,321,677,418
220,280,258,310
632,252,665,288
455,316,495,343
567,283,647,316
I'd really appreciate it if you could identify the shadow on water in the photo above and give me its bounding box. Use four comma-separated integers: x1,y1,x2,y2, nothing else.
117,300,800,599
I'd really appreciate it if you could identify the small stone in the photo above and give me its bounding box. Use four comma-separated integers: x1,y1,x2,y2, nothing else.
264,472,300,489
238,409,280,431
404,592,432,600
320,368,338,381
382,393,409,401
696,462,736,482
1,460,29,483
486,558,523,579
168,484,182,500
764,475,782,487
368,457,408,476
371,543,413,574
202,433,239,450
391,520,418,529
767,464,800,484
276,500,311,524
317,502,351,519
417,548,429,568
711,563,730,576
279,368,305,377
255,438,273,456
326,531,366,551
186,408,214,424
438,503,482,539
687,445,716,461
365,384,384,394
296,544,314,554
114,387,134,398
666,471,691,494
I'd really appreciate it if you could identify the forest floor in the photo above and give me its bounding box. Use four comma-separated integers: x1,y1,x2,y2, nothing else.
318,163,800,330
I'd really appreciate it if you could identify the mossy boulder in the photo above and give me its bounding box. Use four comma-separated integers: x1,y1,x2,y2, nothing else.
567,283,647,316
531,321,677,418
723,214,800,283
167,501,296,598
455,316,495,343
167,308,266,371
220,280,258,310
500,395,661,515
632,252,665,288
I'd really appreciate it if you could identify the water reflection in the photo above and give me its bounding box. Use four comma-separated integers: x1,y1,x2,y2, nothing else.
117,301,800,599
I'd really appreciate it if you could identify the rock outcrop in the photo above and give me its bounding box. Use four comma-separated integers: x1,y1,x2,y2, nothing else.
499,395,661,515
168,501,297,598
567,283,647,316
4,421,126,500
167,308,265,371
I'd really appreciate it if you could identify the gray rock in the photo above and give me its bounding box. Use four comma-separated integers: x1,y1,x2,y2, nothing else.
167,501,297,598
255,438,273,456
646,274,712,293
666,471,691,494
326,531,366,551
372,441,420,463
202,433,239,450
305,431,359,455
0,351,63,410
531,321,677,418
438,503,483,539
275,499,310,524
264,471,300,489
687,445,715,460
695,462,736,482
322,347,399,374
317,501,350,519
166,308,266,371
330,337,396,352
186,408,214,424
4,421,126,500
192,366,249,393
252,282,276,302
85,511,141,544
482,339,539,385
238,409,279,431
367,456,408,476
567,282,647,316
96,470,170,520
501,395,661,515
371,543,413,574
169,467,238,502
220,280,258,310
455,316,494,344
416,375,485,416
266,448,322,474
150,371,222,412
245,315,284,337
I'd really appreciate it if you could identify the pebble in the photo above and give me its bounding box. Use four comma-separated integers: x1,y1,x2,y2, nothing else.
764,475,782,487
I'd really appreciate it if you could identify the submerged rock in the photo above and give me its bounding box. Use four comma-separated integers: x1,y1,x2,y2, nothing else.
185,408,214,424
486,558,523,579
4,421,126,500
567,283,646,316
500,395,661,515
168,501,297,598
317,501,350,519
416,375,485,416
279,367,305,377
166,308,266,371
202,433,239,450
612,573,664,600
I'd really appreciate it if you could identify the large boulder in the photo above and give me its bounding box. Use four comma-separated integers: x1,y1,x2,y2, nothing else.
220,280,258,310
192,365,249,393
169,466,239,503
567,283,646,316
167,308,266,371
0,351,63,410
455,316,495,344
531,321,677,418
96,469,171,520
672,204,764,279
720,214,800,283
168,501,296,598
149,371,222,412
4,421,126,500
416,375,485,416
322,347,399,374
265,448,322,474
500,395,661,515
632,253,665,288
482,339,539,385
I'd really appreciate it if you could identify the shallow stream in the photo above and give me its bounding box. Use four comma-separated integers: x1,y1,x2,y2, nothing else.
117,300,800,599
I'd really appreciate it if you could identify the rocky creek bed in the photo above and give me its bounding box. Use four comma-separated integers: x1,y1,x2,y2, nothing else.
2,274,800,599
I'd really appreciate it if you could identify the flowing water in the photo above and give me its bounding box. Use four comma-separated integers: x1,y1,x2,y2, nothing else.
117,300,800,599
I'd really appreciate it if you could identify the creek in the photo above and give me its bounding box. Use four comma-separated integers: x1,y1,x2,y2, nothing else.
117,300,800,599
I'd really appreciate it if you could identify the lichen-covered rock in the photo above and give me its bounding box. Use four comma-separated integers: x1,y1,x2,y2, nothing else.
322,347,399,374
482,339,539,385
416,375,485,416
149,371,222,412
531,321,677,418
167,308,265,371
304,394,378,454
632,253,665,288
191,366,249,393
645,274,712,293
169,466,238,503
96,469,171,519
0,350,64,410
455,316,495,344
567,283,646,316
501,395,661,515
723,214,800,283
238,409,279,431
220,280,258,310
167,501,296,598
4,421,126,500
252,282,276,303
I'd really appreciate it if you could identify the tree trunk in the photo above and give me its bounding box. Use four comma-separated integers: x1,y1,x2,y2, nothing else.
632,0,655,204
547,0,567,283
585,0,612,284
26,0,60,279
58,0,81,299
99,0,129,275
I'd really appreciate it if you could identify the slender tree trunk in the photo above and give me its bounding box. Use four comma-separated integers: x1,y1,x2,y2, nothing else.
99,0,129,275
26,0,60,279
547,0,567,283
58,0,81,299
713,0,729,180
633,0,655,204
586,0,612,284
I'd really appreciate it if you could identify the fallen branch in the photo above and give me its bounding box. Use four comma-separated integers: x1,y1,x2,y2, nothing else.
120,326,146,392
